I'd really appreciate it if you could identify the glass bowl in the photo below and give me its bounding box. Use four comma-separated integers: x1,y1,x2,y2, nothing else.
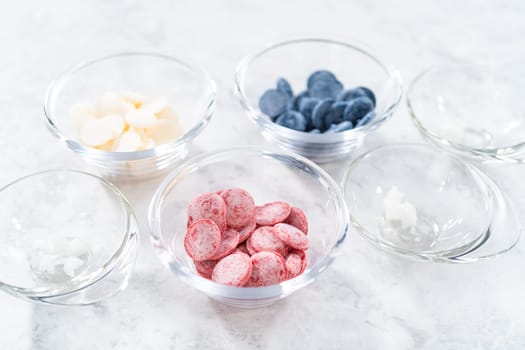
234,37,402,163
342,144,521,263
148,147,349,308
0,170,138,305
44,52,216,179
408,60,525,162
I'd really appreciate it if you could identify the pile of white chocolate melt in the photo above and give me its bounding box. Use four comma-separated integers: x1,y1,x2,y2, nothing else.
70,91,182,152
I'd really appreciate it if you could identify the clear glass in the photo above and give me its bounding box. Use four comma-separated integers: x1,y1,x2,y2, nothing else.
148,147,349,308
235,37,402,163
0,170,138,305
408,60,525,162
342,144,521,263
44,52,216,179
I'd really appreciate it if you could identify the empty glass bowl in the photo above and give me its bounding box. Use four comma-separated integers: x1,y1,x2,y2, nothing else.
235,37,402,163
0,170,138,305
45,52,216,178
148,147,349,307
408,60,525,162
342,144,521,263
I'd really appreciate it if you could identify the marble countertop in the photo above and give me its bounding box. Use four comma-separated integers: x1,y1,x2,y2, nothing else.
1,0,524,349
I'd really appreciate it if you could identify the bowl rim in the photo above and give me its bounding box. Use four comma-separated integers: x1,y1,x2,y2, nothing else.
234,36,403,143
44,51,216,162
341,143,495,260
407,62,525,160
148,146,350,299
0,169,138,298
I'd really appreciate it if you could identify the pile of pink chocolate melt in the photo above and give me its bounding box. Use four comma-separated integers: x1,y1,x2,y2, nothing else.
183,188,309,287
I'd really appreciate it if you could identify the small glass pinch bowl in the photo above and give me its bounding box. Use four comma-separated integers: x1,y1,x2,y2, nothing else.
148,147,349,308
44,52,216,179
235,37,402,163
342,144,521,263
0,170,138,305
408,60,525,162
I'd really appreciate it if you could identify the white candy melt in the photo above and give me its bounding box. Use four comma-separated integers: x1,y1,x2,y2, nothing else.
30,237,91,282
79,114,124,146
383,187,417,230
96,91,124,116
121,91,146,106
148,118,182,144
70,104,96,128
113,129,142,152
157,106,180,122
141,96,168,114
141,138,156,150
104,114,125,136
122,101,137,114
125,109,158,128
72,91,182,152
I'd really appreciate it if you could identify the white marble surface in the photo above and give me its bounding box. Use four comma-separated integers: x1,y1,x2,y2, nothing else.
1,0,525,349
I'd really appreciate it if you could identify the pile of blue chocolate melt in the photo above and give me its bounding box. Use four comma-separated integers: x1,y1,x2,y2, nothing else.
259,70,376,134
